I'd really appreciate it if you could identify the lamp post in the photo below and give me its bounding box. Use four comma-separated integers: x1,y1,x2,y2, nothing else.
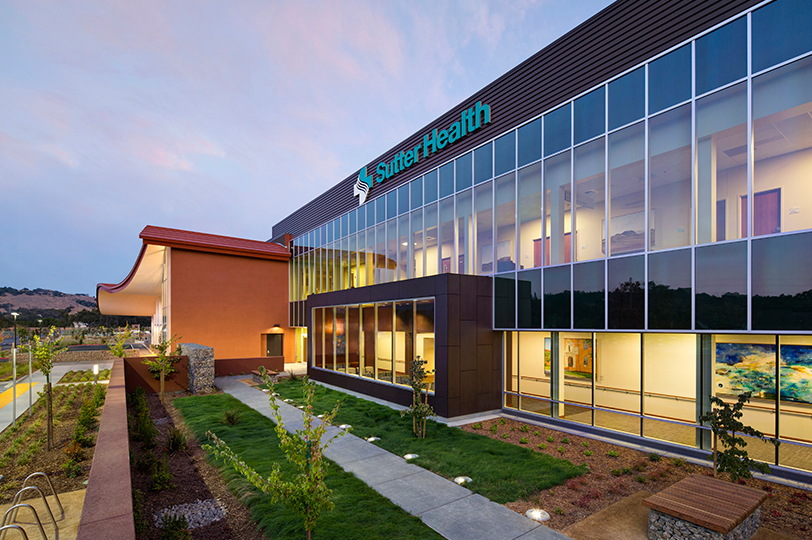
11,312,19,349
10,312,18,427
37,317,42,338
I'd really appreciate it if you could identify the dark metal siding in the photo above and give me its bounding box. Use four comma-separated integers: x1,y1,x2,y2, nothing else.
272,0,761,241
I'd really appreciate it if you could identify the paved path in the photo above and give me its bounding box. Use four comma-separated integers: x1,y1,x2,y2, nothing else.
215,375,570,540
0,355,113,433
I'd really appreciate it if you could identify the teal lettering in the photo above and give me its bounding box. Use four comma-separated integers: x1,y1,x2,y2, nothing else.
413,143,421,161
423,129,437,158
376,162,386,182
475,101,490,128
437,129,448,149
448,122,461,144
461,110,468,136
467,106,476,132
404,150,414,167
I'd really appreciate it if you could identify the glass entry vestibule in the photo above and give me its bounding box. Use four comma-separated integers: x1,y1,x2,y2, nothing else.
505,331,812,473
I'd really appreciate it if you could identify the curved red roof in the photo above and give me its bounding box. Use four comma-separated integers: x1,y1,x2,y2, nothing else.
139,225,290,261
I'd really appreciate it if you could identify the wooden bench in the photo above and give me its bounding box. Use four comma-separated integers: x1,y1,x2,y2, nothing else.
251,369,287,384
642,475,767,540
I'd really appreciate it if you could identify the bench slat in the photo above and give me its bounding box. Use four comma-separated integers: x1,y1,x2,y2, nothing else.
642,475,767,534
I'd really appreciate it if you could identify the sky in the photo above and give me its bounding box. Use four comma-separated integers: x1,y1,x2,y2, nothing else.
0,0,614,296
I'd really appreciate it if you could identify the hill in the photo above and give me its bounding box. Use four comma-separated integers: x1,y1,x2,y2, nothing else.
0,287,96,315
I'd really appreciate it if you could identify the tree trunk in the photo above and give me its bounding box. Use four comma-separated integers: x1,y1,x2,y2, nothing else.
160,369,165,405
46,383,53,451
712,430,718,478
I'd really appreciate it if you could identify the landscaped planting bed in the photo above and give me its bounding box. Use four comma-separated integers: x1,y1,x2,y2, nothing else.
0,383,105,502
58,368,111,384
174,393,444,540
463,417,812,540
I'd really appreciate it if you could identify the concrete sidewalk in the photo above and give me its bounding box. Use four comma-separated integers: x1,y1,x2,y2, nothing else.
215,375,570,540
0,357,114,433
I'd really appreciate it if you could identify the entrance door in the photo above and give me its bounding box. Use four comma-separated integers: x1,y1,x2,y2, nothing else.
741,189,780,237
266,334,283,357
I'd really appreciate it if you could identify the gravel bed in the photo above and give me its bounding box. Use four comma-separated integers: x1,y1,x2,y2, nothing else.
153,498,227,530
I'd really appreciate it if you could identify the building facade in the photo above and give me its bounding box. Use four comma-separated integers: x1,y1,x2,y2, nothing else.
273,0,812,477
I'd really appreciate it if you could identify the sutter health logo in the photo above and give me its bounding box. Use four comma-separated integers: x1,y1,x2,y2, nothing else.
353,101,491,205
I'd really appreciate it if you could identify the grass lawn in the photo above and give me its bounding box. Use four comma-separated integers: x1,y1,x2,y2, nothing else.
268,378,586,503
175,393,444,540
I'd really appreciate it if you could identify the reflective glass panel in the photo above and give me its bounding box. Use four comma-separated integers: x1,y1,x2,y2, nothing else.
398,215,409,280
648,249,691,330
544,103,571,157
440,198,455,274
544,151,572,265
424,202,439,276
649,44,691,115
347,306,360,375
386,219,398,282
495,173,516,272
341,214,348,238
313,308,323,368
335,307,346,372
574,86,605,145
544,265,571,329
695,241,747,330
411,208,424,279
456,189,473,275
753,232,812,330
365,226,375,286
608,122,645,256
410,176,423,210
398,184,410,215
357,206,365,231
753,56,812,237
376,196,386,225
349,210,357,235
387,190,397,219
324,308,334,369
361,304,375,378
495,131,516,176
753,0,812,73
416,300,435,380
376,303,393,383
649,104,691,250
357,231,366,288
518,332,553,416
366,203,375,228
696,83,747,244
518,162,542,269
375,223,386,284
518,269,541,329
439,161,455,199
574,138,605,262
608,67,644,130
560,332,594,426
395,301,413,386
456,152,473,191
495,273,516,329
595,332,641,436
348,234,357,289
777,335,812,470
424,170,438,204
475,182,494,274
607,255,644,329
474,142,493,184
573,260,604,329
340,236,349,289
518,118,542,167
696,17,746,95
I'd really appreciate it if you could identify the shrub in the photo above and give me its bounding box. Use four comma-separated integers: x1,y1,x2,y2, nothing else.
133,414,157,448
72,426,95,448
159,513,191,540
671,457,686,467
557,446,565,454
519,437,529,444
610,469,622,476
635,475,647,484
489,425,498,434
649,453,661,462
553,507,564,515
519,425,529,433
607,450,619,457
472,422,482,429
584,450,594,456
166,427,188,454
501,433,510,439
533,430,540,437
537,443,547,450
222,408,241,425
64,440,84,462
581,441,589,447
150,458,175,491
62,459,82,477
561,437,570,444
546,435,555,443
132,489,147,535
134,452,156,474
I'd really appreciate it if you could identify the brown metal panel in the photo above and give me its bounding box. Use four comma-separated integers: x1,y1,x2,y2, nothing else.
273,0,759,240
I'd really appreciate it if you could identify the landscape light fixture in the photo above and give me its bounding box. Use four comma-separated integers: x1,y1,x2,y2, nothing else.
11,312,19,349
93,364,99,385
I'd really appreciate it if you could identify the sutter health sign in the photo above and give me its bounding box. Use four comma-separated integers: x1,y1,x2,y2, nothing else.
354,101,491,205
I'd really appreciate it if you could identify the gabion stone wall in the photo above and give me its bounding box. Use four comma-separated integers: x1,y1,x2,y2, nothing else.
179,343,214,394
648,508,762,540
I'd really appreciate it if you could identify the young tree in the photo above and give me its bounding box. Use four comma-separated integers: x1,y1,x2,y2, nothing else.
205,368,346,540
32,327,65,450
106,324,133,358
142,334,180,404
400,356,435,438
699,392,780,480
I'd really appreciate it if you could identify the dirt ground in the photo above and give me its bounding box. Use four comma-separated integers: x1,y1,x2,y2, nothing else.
462,417,812,540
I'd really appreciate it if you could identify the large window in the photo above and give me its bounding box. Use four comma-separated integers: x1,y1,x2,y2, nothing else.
312,299,435,391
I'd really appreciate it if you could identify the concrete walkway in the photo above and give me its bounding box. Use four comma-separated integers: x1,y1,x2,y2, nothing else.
215,375,570,540
0,357,114,433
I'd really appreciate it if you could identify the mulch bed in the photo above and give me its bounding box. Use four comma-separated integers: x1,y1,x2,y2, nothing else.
129,391,265,540
0,383,99,503
461,417,812,540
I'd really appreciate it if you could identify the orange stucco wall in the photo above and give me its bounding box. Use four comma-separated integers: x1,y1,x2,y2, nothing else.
169,248,294,361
